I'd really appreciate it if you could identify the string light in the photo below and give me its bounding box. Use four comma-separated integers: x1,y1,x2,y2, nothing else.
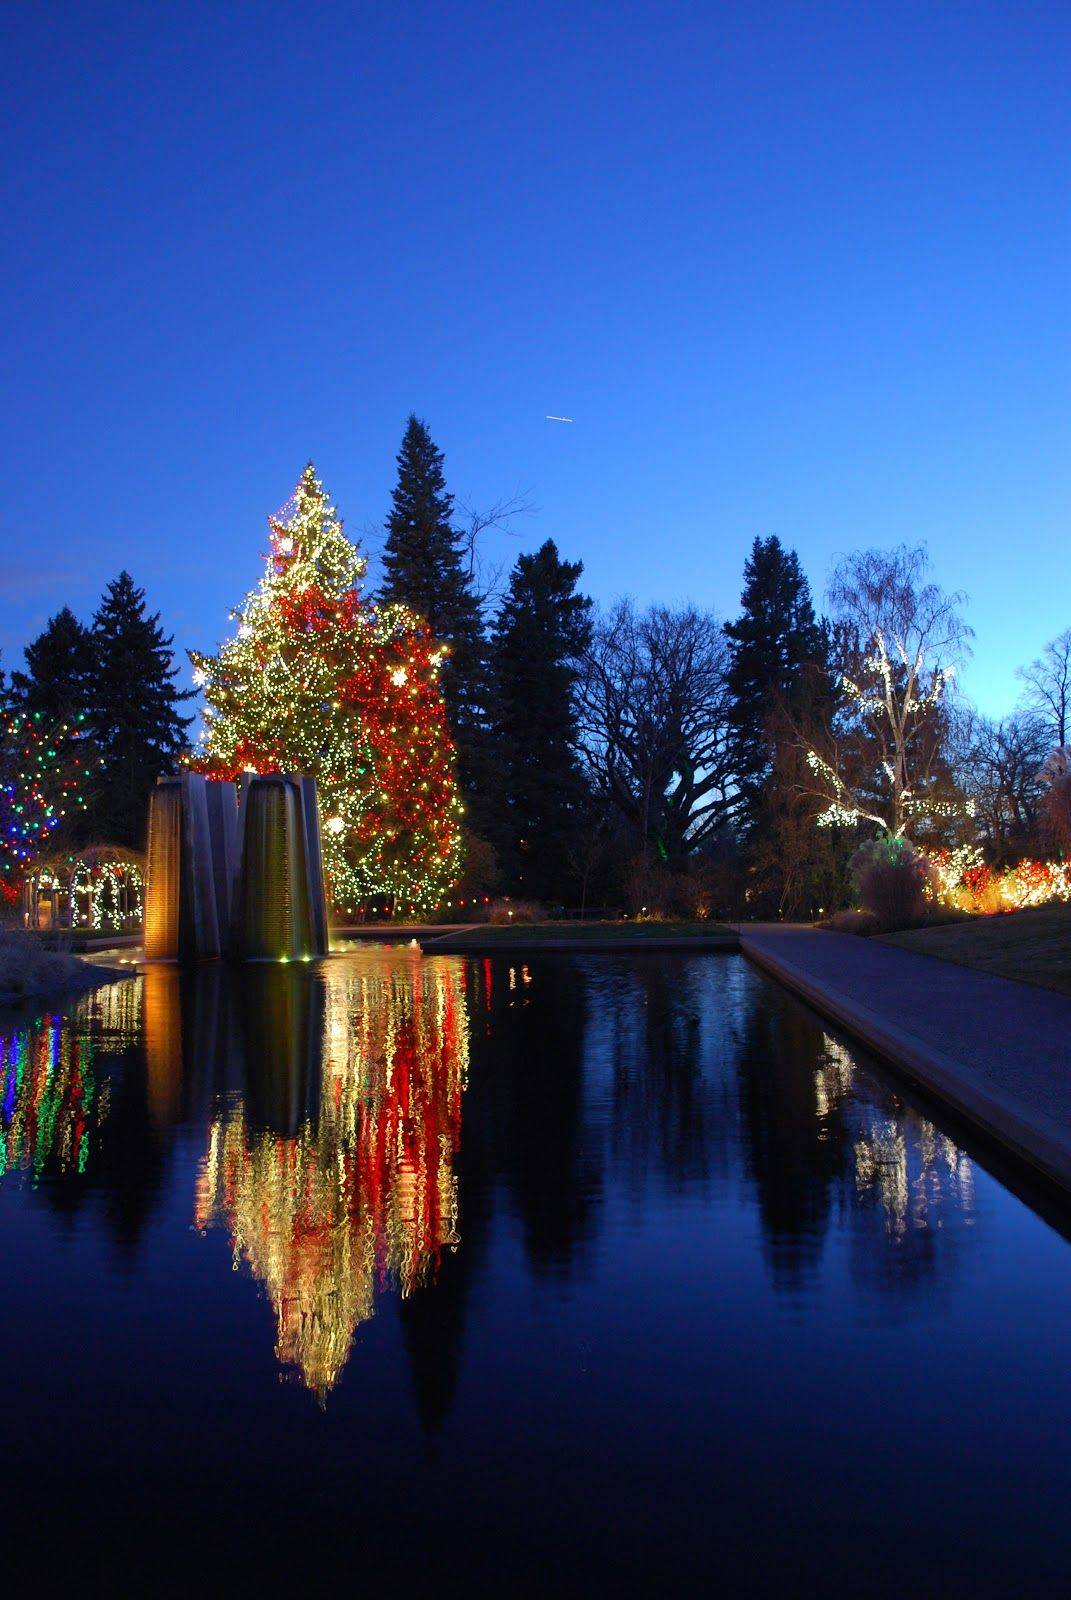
188,464,464,915
807,637,970,838
1,710,93,904
926,847,1071,913
194,954,468,1397
72,857,144,930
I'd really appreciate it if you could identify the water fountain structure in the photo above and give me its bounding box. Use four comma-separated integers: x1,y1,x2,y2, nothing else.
144,774,239,960
230,775,330,962
144,772,329,963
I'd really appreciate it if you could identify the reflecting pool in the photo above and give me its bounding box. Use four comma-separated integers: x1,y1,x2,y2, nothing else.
2,948,1070,1593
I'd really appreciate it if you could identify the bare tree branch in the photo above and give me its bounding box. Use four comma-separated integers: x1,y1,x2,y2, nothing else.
578,600,734,859
1017,627,1071,750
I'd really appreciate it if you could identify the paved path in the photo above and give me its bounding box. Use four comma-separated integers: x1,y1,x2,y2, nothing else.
739,925,1071,1193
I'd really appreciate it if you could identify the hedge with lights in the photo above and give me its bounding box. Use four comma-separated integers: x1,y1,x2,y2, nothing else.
0,710,92,907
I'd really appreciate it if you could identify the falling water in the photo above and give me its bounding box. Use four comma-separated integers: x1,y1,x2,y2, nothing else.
230,775,329,962
144,775,239,961
144,779,183,960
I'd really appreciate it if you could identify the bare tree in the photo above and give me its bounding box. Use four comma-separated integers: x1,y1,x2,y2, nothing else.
454,491,536,605
1038,745,1071,854
579,601,733,862
1018,628,1071,751
803,546,972,839
957,708,1049,860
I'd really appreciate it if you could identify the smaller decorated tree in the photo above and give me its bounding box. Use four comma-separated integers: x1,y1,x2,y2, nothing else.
191,465,464,915
0,710,92,909
804,546,971,843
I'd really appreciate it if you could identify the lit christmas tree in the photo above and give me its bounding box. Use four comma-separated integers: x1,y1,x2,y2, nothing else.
190,465,464,916
0,710,92,907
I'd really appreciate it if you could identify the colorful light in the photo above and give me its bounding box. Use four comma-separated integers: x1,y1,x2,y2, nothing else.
194,952,469,1396
0,710,93,898
189,465,464,916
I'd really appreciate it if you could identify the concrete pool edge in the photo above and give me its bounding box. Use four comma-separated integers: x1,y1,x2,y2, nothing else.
740,926,1071,1197
419,933,740,953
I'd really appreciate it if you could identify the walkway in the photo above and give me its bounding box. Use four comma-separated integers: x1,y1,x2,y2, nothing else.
739,924,1071,1193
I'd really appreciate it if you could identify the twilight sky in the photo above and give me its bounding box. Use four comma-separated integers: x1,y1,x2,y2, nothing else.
2,0,1068,717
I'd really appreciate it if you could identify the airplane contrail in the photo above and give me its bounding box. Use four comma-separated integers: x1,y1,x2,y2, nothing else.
546,415,574,423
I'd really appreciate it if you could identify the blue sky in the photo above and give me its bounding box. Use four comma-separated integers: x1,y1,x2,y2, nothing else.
2,0,1067,716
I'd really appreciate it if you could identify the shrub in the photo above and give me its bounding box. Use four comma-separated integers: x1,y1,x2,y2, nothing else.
486,899,547,925
623,857,679,920
929,846,1071,914
822,908,880,936
849,836,935,926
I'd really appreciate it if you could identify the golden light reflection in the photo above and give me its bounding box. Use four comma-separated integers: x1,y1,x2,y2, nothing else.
853,1113,974,1238
815,1031,975,1238
194,952,468,1399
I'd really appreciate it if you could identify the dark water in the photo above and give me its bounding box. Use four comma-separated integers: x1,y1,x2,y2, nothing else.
2,947,1070,1594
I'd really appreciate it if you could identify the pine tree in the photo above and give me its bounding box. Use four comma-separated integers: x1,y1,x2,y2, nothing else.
191,464,463,915
90,572,194,846
488,541,592,899
11,607,94,724
725,536,829,834
378,417,491,831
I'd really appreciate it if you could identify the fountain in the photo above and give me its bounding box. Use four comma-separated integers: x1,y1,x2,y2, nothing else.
229,775,330,962
144,774,239,960
144,772,328,964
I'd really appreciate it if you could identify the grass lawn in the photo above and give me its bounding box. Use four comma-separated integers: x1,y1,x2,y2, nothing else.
426,919,734,946
880,902,1071,997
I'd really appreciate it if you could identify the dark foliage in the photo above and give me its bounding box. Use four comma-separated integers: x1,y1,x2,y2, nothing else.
89,572,194,846
378,415,494,833
488,540,592,899
724,536,829,832
849,835,935,925
724,536,839,913
11,607,95,726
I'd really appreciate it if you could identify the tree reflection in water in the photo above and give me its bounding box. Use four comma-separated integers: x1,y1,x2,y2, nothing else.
192,952,468,1399
0,978,169,1248
737,990,977,1294
0,953,988,1413
0,1011,100,1182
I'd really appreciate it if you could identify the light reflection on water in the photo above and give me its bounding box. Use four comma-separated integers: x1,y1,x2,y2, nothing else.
1,949,1069,1592
193,956,467,1396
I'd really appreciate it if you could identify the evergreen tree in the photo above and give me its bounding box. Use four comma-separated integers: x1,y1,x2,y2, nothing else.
378,417,491,830
11,607,94,724
725,536,829,834
724,537,839,914
192,465,463,914
90,572,194,846
488,541,592,899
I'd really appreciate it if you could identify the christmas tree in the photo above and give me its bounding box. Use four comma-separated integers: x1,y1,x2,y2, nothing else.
190,464,463,915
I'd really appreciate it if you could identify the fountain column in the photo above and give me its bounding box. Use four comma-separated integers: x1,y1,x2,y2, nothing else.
230,774,330,961
144,774,239,960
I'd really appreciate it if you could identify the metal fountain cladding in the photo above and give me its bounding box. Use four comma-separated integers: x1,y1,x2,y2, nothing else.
144,772,329,963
